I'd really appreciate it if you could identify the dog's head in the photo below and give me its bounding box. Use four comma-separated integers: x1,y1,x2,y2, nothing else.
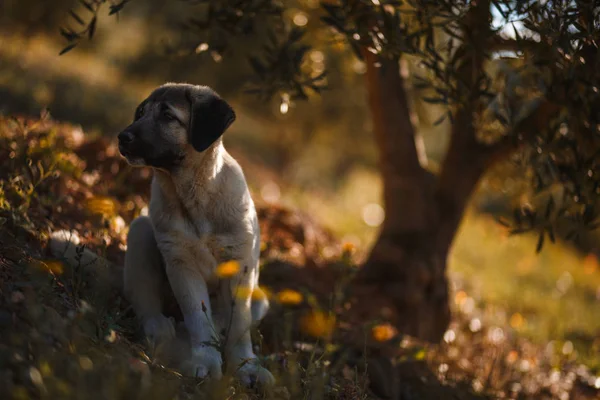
118,83,235,170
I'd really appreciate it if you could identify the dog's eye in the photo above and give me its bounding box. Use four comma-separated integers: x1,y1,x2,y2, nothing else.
134,107,144,121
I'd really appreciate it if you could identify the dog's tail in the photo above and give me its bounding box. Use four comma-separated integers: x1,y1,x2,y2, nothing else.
49,230,123,292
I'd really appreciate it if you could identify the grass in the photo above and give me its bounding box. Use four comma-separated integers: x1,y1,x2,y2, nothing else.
451,211,600,371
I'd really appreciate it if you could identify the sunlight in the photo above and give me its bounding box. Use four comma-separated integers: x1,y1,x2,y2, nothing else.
361,203,384,227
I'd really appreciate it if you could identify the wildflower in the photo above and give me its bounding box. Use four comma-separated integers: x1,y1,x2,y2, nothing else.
342,242,356,254
299,310,336,339
276,289,303,305
234,286,253,300
506,350,519,363
509,313,524,329
454,290,467,305
85,196,116,217
371,323,397,342
252,286,271,301
215,260,240,278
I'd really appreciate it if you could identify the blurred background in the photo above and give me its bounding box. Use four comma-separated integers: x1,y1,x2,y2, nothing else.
1,0,600,372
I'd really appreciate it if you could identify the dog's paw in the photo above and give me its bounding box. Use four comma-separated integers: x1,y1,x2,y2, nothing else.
181,345,223,379
143,314,176,344
234,359,275,387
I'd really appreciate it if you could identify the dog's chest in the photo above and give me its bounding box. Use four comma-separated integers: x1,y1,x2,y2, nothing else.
186,212,234,263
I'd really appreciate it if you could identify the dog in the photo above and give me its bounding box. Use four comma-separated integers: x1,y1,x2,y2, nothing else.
50,83,274,386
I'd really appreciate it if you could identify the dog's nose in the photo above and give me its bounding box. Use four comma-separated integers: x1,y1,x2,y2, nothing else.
118,131,135,144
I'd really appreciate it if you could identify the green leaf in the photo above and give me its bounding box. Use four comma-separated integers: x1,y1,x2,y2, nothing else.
109,1,129,16
547,227,555,243
422,96,447,105
59,43,77,55
496,217,511,228
60,27,79,42
248,57,266,77
535,232,545,253
79,0,95,13
544,196,554,219
432,113,447,126
320,16,345,33
70,11,85,25
88,16,97,39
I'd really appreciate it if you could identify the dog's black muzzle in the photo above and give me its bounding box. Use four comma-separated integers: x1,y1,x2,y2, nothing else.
118,130,142,158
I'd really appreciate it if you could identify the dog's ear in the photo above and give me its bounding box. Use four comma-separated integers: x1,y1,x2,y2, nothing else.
186,87,236,152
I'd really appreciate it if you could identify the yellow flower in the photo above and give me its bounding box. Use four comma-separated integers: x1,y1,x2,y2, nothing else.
215,260,240,278
454,290,467,305
371,323,397,342
234,285,272,302
85,196,116,217
509,313,525,329
414,349,426,360
234,286,253,300
299,310,336,339
252,286,271,301
342,242,356,254
506,350,518,363
276,289,303,305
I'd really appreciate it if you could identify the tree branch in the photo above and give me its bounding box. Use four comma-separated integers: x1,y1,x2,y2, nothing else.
363,50,433,235
433,0,492,254
490,36,546,53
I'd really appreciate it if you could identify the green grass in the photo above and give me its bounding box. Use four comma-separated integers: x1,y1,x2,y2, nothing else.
451,211,600,370
280,165,600,371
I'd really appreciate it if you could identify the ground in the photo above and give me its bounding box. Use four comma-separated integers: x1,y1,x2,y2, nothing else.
1,114,600,400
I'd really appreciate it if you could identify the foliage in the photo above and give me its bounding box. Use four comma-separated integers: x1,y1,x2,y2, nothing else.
58,0,600,253
59,0,130,55
320,0,600,252
0,112,81,231
59,0,326,102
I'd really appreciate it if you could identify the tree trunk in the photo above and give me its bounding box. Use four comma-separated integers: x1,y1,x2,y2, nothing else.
356,51,451,342
354,0,496,342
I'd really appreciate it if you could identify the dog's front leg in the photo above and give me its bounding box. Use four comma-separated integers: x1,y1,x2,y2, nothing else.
157,234,223,379
220,264,275,386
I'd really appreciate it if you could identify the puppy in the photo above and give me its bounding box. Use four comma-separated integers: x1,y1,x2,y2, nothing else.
51,83,273,385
